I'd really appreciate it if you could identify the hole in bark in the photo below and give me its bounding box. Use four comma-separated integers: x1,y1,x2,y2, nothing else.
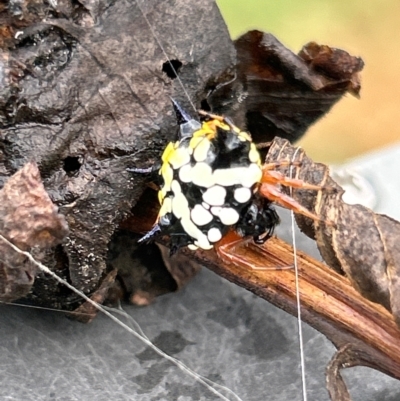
200,99,211,111
63,156,81,174
162,59,182,79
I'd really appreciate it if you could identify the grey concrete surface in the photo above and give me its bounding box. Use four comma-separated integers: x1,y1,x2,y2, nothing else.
2,144,400,401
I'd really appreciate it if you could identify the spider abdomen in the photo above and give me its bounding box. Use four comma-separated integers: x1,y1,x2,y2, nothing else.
158,120,262,250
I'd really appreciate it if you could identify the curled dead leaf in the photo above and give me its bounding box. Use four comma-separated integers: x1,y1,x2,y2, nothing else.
266,137,400,326
0,162,68,301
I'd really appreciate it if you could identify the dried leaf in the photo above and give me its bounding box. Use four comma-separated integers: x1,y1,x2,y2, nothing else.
108,231,178,306
208,30,364,144
266,137,400,326
299,42,363,95
0,162,68,301
157,244,201,289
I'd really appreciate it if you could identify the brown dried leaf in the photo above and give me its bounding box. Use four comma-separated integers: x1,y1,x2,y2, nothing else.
299,42,363,95
266,137,400,326
108,231,178,306
209,30,364,144
0,161,68,301
156,244,201,289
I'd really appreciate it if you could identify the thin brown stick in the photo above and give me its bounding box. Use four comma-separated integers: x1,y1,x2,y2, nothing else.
181,238,400,400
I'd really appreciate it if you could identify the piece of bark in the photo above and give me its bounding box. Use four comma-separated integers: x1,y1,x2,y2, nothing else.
208,30,364,143
0,162,68,301
67,268,118,323
0,0,235,307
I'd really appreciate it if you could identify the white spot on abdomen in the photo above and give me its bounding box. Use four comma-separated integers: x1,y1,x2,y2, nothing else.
213,168,243,186
210,206,222,216
180,217,212,250
210,206,239,225
171,179,181,194
168,147,191,169
213,164,261,188
172,188,190,220
191,162,213,188
178,164,192,183
159,197,172,216
240,164,262,187
234,187,251,203
161,164,173,190
219,207,239,225
202,185,226,206
207,227,222,243
195,238,213,250
249,144,260,163
191,204,213,226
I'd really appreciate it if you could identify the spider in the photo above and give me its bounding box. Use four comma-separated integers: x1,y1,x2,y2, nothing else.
128,100,328,258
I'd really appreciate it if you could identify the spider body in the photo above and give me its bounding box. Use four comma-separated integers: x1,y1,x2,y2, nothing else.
155,104,279,251
129,101,327,253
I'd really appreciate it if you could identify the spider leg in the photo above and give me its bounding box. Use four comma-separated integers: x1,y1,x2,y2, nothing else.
137,224,161,243
170,97,192,125
127,163,160,174
262,169,326,191
262,161,334,192
215,230,293,271
256,141,272,150
198,110,241,133
259,183,327,223
263,161,301,170
198,110,224,121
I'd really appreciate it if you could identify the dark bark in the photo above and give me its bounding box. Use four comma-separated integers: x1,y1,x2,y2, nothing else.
0,1,363,311
1,0,235,308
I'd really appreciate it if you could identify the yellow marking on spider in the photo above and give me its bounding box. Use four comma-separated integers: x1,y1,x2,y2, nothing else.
161,141,175,163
